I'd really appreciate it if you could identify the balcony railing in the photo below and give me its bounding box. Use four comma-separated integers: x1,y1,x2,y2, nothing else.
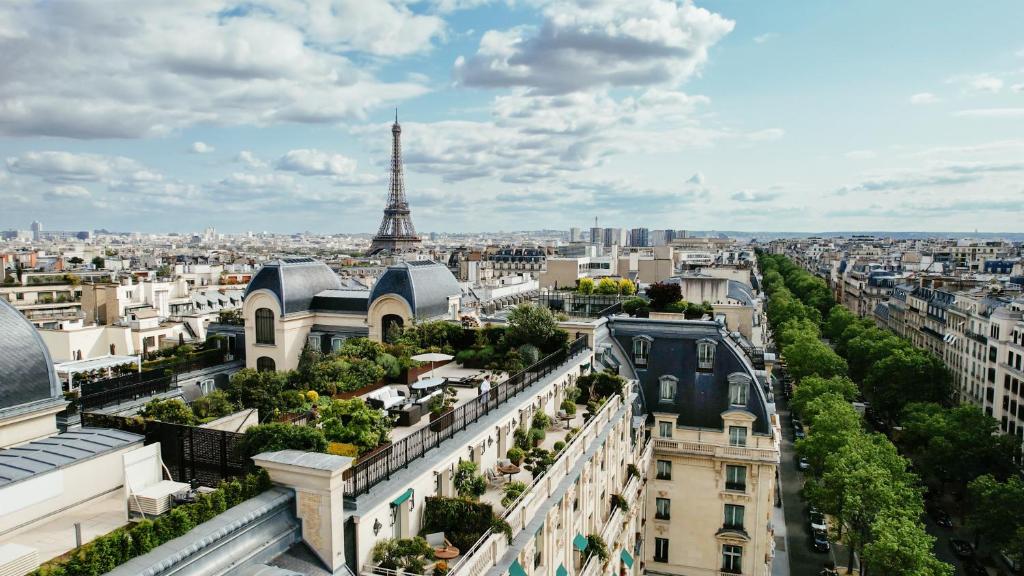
447,392,631,576
345,337,590,497
654,438,780,464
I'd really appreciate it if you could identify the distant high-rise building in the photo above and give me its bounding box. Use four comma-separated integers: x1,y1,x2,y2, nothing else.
630,228,649,247
30,220,42,241
651,229,674,246
569,227,582,242
590,227,603,245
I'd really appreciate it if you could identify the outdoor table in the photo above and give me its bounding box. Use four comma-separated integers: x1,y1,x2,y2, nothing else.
559,413,575,429
434,546,460,560
411,377,446,391
497,463,521,483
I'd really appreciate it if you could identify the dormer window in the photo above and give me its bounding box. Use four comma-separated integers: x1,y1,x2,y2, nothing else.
633,335,652,367
727,373,751,406
697,338,716,371
659,375,678,402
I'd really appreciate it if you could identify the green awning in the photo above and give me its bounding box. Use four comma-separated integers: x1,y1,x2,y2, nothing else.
391,488,413,507
556,564,568,576
573,533,589,551
510,560,527,576
620,549,634,568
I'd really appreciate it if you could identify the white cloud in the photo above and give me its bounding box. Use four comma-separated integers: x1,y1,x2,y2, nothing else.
909,92,939,105
6,151,141,182
454,0,734,94
276,149,359,176
236,150,266,169
745,128,785,142
954,108,1024,118
191,141,215,154
845,150,877,160
0,2,433,138
45,185,91,200
948,73,1004,94
1011,83,1024,93
730,189,780,203
753,33,778,44
687,172,705,185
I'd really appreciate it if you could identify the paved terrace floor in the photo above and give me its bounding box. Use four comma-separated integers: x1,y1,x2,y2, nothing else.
0,491,126,564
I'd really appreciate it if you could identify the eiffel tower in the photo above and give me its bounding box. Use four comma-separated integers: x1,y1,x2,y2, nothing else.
369,112,421,254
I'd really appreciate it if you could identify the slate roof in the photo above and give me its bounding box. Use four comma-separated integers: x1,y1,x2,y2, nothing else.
369,260,461,319
244,258,343,315
0,428,143,488
0,297,63,416
608,318,770,435
726,280,755,306
310,289,370,314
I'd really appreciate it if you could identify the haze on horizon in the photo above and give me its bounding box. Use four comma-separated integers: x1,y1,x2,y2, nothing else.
0,0,1022,234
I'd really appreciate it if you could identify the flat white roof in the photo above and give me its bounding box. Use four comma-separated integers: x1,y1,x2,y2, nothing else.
54,354,138,374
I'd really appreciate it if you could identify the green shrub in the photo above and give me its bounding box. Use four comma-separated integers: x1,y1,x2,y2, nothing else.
139,398,196,425
586,534,610,563
506,446,525,465
528,427,545,446
191,390,237,421
560,399,577,415
519,344,541,365
453,461,487,500
531,412,551,430
276,389,306,413
501,481,528,507
513,427,530,450
240,423,328,459
422,497,505,551
553,441,565,452
455,349,477,365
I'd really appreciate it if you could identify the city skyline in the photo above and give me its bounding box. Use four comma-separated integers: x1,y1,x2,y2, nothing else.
1,1,1023,234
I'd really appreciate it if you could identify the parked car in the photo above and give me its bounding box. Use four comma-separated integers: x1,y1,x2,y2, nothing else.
794,427,807,440
929,507,953,528
809,510,828,532
811,529,830,553
797,456,810,471
949,538,975,559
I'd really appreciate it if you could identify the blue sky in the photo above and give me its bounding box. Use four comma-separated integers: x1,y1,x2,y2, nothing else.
0,0,1022,234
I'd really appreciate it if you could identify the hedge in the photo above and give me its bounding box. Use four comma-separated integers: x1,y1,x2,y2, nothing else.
421,497,511,552
32,469,272,576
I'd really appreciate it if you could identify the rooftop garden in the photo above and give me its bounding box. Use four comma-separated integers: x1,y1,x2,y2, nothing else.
621,282,714,318
575,277,636,296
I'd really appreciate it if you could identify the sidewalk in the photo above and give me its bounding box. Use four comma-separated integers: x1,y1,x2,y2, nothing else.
772,502,791,576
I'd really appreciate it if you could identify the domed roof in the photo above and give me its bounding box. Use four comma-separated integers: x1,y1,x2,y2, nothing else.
244,258,343,315
0,298,63,417
371,260,461,319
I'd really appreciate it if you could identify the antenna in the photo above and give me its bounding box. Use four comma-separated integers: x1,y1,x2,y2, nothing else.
395,108,398,123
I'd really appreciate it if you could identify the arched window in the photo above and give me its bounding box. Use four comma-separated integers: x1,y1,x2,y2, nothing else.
255,308,275,345
659,375,678,402
633,336,652,367
256,356,276,372
727,373,750,406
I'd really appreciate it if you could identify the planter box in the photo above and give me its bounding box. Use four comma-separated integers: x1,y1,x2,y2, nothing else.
429,409,454,432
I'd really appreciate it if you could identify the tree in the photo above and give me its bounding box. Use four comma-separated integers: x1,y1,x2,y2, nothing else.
644,282,682,310
320,398,392,454
967,475,1024,562
190,390,237,421
140,398,196,425
823,306,856,342
504,303,566,352
576,277,595,295
594,278,619,295
617,278,636,296
224,368,288,418
783,333,848,383
240,423,328,459
862,512,953,576
864,348,950,423
796,394,862,474
622,297,648,316
790,375,859,418
156,264,172,278
91,256,105,269
67,256,84,265
453,461,487,500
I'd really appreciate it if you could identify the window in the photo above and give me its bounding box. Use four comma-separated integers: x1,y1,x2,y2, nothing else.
729,426,747,447
697,339,716,371
724,504,745,530
656,460,672,480
659,421,673,438
331,337,345,352
659,376,677,402
306,335,321,352
654,538,669,563
256,356,276,372
722,545,742,574
655,498,671,520
255,308,275,345
633,337,650,367
726,465,746,491
728,379,748,406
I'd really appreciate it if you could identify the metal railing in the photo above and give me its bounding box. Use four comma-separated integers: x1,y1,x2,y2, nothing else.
344,336,590,497
78,349,230,410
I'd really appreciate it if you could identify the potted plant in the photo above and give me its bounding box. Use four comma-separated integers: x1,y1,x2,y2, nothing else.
506,447,525,466
428,387,458,431
453,461,487,500
528,427,545,447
